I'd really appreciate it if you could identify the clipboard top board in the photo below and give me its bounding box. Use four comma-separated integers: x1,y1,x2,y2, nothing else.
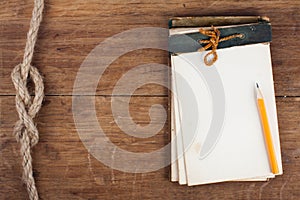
168,16,270,28
168,16,272,54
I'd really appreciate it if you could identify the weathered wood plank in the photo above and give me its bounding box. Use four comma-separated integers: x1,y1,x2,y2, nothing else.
1,96,299,199
0,0,299,96
1,0,299,199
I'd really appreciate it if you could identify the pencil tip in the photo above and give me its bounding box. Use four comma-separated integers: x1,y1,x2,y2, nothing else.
256,82,259,88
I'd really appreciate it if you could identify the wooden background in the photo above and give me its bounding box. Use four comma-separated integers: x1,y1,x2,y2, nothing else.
1,0,299,199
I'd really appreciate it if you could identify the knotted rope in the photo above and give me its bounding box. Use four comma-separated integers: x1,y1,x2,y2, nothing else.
11,0,45,199
198,26,244,66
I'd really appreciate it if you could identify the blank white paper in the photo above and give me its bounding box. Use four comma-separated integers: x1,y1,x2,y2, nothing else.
171,43,282,186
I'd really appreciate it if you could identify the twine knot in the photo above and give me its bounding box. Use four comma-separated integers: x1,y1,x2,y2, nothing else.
11,63,44,146
198,26,244,66
11,62,44,200
11,0,45,199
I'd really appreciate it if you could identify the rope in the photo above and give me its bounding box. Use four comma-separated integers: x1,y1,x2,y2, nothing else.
198,26,244,66
11,0,45,199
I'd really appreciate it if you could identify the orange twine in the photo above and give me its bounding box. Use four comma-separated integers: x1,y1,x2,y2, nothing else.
198,26,244,66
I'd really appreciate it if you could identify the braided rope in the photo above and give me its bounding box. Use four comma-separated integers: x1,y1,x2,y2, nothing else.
11,0,45,199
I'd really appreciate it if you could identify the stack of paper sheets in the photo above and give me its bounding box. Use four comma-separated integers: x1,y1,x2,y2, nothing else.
170,30,283,186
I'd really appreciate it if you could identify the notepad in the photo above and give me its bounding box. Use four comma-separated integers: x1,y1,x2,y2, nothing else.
169,17,283,186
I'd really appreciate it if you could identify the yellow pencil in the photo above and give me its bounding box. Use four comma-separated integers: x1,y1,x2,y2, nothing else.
256,83,279,174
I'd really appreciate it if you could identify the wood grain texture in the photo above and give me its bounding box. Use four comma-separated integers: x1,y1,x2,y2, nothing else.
1,96,300,199
1,0,300,199
0,0,300,96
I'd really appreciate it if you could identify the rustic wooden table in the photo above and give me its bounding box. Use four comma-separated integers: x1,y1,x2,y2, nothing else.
1,0,299,199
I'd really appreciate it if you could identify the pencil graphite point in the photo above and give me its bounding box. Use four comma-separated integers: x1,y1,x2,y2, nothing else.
256,82,259,88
